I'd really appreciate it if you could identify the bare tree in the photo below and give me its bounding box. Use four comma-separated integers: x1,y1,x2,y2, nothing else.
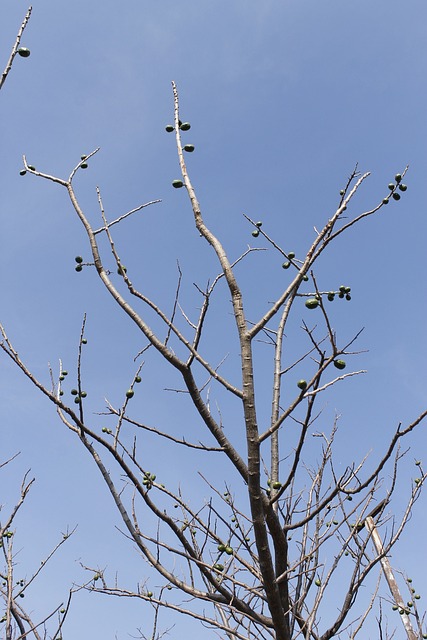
0,454,76,640
1,11,426,639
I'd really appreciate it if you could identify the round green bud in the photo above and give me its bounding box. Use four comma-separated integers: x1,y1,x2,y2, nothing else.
398,183,407,192
17,47,31,57
282,262,290,269
80,163,88,169
287,251,295,259
334,359,346,370
82,338,87,344
256,221,263,227
392,192,401,201
395,173,402,183
180,122,191,131
126,389,134,399
74,396,81,404
71,389,78,395
19,169,27,176
217,544,226,552
81,155,87,160
327,292,335,301
388,183,395,190
297,379,307,390
252,229,260,237
183,144,195,152
382,198,389,204
80,391,87,398
75,265,83,272
165,124,174,132
305,298,319,310
302,275,309,281
135,375,142,383
225,546,233,555
272,481,282,489
340,189,345,196
172,180,184,188
28,165,36,171
75,256,83,263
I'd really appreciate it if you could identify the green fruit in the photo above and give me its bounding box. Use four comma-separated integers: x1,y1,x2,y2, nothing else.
62,371,68,376
282,262,290,269
302,275,309,281
415,460,422,466
81,155,87,160
338,292,344,298
117,264,127,275
172,180,184,188
180,122,191,131
340,189,345,196
19,169,26,176
415,594,421,600
183,144,195,152
256,221,263,227
392,605,398,611
126,389,134,399
392,192,401,201
59,390,64,396
327,292,335,301
252,229,260,237
80,391,87,398
214,564,224,571
398,183,407,192
28,165,36,171
272,481,282,489
345,294,351,301
82,338,87,344
225,546,233,555
17,47,31,57
382,198,389,204
217,544,226,552
334,359,346,370
71,389,78,395
344,286,351,293
305,298,319,310
287,251,295,259
315,578,321,587
147,591,153,598
339,285,346,292
135,376,142,383
165,124,174,132
75,265,83,272
297,380,307,390
388,183,395,190
80,162,88,169
74,396,81,404
395,173,402,183
75,256,83,263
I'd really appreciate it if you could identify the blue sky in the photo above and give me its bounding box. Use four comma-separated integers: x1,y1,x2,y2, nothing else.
1,1,427,637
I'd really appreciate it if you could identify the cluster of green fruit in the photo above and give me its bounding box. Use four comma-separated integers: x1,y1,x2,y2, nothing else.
143,472,156,490
71,388,87,404
267,478,282,490
382,173,407,205
305,285,351,310
75,256,84,272
167,121,194,188
19,164,35,176
125,376,140,399
217,543,233,555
